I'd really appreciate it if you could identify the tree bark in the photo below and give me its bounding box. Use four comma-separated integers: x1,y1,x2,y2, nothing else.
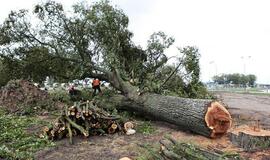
92,67,232,138
96,93,232,138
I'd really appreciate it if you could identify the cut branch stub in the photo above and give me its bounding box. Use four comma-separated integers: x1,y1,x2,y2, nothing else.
205,101,232,138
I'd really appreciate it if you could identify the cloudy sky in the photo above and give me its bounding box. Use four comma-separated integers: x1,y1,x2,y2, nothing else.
0,0,269,83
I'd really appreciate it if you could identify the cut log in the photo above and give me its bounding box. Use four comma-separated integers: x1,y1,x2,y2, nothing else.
65,116,89,137
124,121,134,131
228,125,270,151
67,122,73,144
96,94,232,138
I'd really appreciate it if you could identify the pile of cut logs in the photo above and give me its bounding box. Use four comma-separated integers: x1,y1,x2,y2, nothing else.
41,101,134,144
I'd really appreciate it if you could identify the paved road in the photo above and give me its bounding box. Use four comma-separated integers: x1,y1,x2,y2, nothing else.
215,92,270,129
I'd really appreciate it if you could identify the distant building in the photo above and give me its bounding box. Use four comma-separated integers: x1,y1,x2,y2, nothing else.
257,84,270,89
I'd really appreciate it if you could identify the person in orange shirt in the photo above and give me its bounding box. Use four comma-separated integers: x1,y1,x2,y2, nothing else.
92,78,102,96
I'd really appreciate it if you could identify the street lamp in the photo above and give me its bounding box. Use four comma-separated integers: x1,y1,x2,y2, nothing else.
209,61,218,75
209,61,218,81
240,56,251,75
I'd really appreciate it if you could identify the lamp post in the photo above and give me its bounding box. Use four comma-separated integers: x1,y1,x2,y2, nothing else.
209,61,218,81
240,56,251,75
240,56,252,90
209,61,217,75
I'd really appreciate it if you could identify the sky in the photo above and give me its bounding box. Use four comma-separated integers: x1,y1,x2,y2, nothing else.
0,0,270,84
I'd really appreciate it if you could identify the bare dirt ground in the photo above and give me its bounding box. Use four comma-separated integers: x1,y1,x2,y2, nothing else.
215,92,270,129
35,92,270,160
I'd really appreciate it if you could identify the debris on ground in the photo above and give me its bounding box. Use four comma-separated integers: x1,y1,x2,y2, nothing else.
124,121,136,135
33,92,270,160
159,136,241,160
41,101,135,144
126,129,136,135
0,80,51,114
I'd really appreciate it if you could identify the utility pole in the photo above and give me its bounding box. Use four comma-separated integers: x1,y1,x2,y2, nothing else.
209,61,218,77
241,56,251,75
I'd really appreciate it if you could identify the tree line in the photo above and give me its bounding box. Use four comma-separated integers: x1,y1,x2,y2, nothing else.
212,73,256,87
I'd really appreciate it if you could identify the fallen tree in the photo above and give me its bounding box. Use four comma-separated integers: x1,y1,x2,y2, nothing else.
88,68,232,138
0,1,232,138
95,89,232,138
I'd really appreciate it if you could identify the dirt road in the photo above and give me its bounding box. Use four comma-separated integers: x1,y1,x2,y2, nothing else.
215,92,270,129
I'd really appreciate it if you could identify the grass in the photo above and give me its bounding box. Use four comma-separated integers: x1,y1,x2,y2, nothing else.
221,151,243,159
49,89,72,104
137,121,156,135
136,143,162,160
0,109,54,160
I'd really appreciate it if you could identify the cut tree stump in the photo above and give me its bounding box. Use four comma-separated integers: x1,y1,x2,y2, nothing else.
96,94,232,138
228,125,270,151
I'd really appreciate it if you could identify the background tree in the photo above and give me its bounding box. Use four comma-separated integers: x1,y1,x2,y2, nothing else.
213,73,257,87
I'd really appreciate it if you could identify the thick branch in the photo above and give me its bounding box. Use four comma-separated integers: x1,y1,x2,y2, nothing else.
107,68,139,100
160,61,183,89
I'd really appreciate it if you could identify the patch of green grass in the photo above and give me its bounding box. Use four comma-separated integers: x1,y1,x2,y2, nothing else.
136,143,162,160
221,151,242,159
0,108,7,116
0,110,54,159
80,88,95,101
49,89,72,104
137,121,156,135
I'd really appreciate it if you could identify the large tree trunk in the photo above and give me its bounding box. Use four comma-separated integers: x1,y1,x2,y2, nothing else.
96,93,232,138
94,68,232,138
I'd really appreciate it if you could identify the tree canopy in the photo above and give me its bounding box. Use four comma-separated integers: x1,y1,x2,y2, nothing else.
0,0,209,98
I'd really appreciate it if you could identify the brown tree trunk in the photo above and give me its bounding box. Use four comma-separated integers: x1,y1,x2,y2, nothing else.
96,93,232,138
95,68,232,138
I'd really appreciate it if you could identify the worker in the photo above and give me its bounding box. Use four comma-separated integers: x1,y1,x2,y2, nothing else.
68,84,76,96
92,78,102,96
68,84,78,101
